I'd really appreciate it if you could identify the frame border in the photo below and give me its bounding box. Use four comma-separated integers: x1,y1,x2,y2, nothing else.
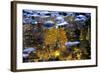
11,1,98,72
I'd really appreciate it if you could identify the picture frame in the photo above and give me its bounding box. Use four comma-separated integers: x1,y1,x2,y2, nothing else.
11,1,98,72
